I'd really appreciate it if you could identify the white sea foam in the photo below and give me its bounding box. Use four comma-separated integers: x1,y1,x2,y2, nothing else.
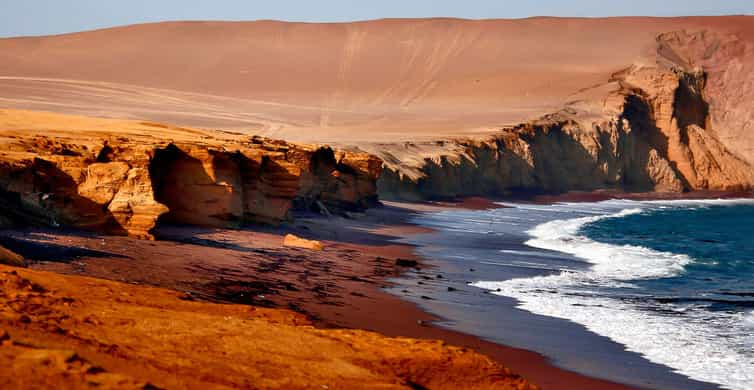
524,207,691,280
472,199,754,390
499,249,570,259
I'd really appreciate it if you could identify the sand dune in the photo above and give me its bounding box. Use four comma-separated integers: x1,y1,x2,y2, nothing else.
1,17,752,144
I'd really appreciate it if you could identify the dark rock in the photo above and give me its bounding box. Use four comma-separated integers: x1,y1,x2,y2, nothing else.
395,259,419,268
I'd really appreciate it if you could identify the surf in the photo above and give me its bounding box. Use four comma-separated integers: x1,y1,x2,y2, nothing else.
470,199,754,389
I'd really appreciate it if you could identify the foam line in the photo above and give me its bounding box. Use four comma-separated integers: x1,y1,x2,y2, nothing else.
472,199,754,389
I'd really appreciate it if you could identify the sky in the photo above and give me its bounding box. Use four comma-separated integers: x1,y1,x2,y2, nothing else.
1,0,753,37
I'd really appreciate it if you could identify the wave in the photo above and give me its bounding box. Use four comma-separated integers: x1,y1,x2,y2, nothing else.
499,249,577,259
524,207,691,280
473,199,754,389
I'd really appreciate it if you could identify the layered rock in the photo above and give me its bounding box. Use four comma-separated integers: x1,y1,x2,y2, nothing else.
0,112,381,238
149,138,381,228
376,30,754,200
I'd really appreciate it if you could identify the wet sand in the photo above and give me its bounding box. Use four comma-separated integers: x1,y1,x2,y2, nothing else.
393,193,749,389
0,201,637,389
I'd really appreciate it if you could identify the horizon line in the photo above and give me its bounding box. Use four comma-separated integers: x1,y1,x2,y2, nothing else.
2,14,752,39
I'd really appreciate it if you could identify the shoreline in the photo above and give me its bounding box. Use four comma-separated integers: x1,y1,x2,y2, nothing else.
308,201,636,390
502,189,754,205
4,191,748,388
396,194,750,389
0,198,636,389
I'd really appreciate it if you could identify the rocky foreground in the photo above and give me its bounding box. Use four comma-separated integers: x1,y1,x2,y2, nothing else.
0,264,534,389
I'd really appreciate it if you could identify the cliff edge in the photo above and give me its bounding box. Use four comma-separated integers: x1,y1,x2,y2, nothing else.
0,110,381,238
1,17,752,200
375,29,754,199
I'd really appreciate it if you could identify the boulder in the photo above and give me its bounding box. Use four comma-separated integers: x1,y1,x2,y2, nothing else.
283,234,324,251
395,258,419,268
0,245,25,267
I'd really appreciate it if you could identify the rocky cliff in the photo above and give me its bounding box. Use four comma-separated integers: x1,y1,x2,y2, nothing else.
0,110,381,238
2,19,753,202
2,24,753,205
375,30,754,200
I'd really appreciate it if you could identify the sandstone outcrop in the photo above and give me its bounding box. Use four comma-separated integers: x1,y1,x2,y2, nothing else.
282,234,324,251
1,19,753,202
0,111,381,238
375,30,754,200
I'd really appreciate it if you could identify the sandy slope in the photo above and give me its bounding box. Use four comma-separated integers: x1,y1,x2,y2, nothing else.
0,17,752,145
0,264,535,389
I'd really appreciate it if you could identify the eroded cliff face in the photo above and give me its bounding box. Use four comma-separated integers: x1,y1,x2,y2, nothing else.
0,113,381,238
376,30,754,200
148,138,381,228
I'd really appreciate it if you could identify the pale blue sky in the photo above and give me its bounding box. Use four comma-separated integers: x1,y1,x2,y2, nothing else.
1,0,752,37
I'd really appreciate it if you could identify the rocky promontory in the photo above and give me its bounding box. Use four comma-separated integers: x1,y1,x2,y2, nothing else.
2,18,752,201
0,110,381,238
374,29,754,199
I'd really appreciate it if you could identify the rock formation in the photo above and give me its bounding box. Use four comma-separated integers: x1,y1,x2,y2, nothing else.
1,21,753,204
0,245,24,267
0,111,381,238
283,234,324,251
375,30,754,199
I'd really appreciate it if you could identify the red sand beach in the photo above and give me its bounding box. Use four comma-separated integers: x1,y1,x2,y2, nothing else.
1,201,634,389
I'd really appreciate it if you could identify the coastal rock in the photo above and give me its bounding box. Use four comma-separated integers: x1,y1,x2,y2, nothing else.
0,245,24,267
1,21,752,203
0,111,382,238
283,234,324,251
375,30,754,199
395,258,419,268
150,140,381,227
108,166,169,239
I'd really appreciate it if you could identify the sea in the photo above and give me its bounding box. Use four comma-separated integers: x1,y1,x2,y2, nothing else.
394,198,754,390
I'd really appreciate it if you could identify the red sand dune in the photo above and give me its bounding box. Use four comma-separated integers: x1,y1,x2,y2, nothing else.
1,16,752,144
